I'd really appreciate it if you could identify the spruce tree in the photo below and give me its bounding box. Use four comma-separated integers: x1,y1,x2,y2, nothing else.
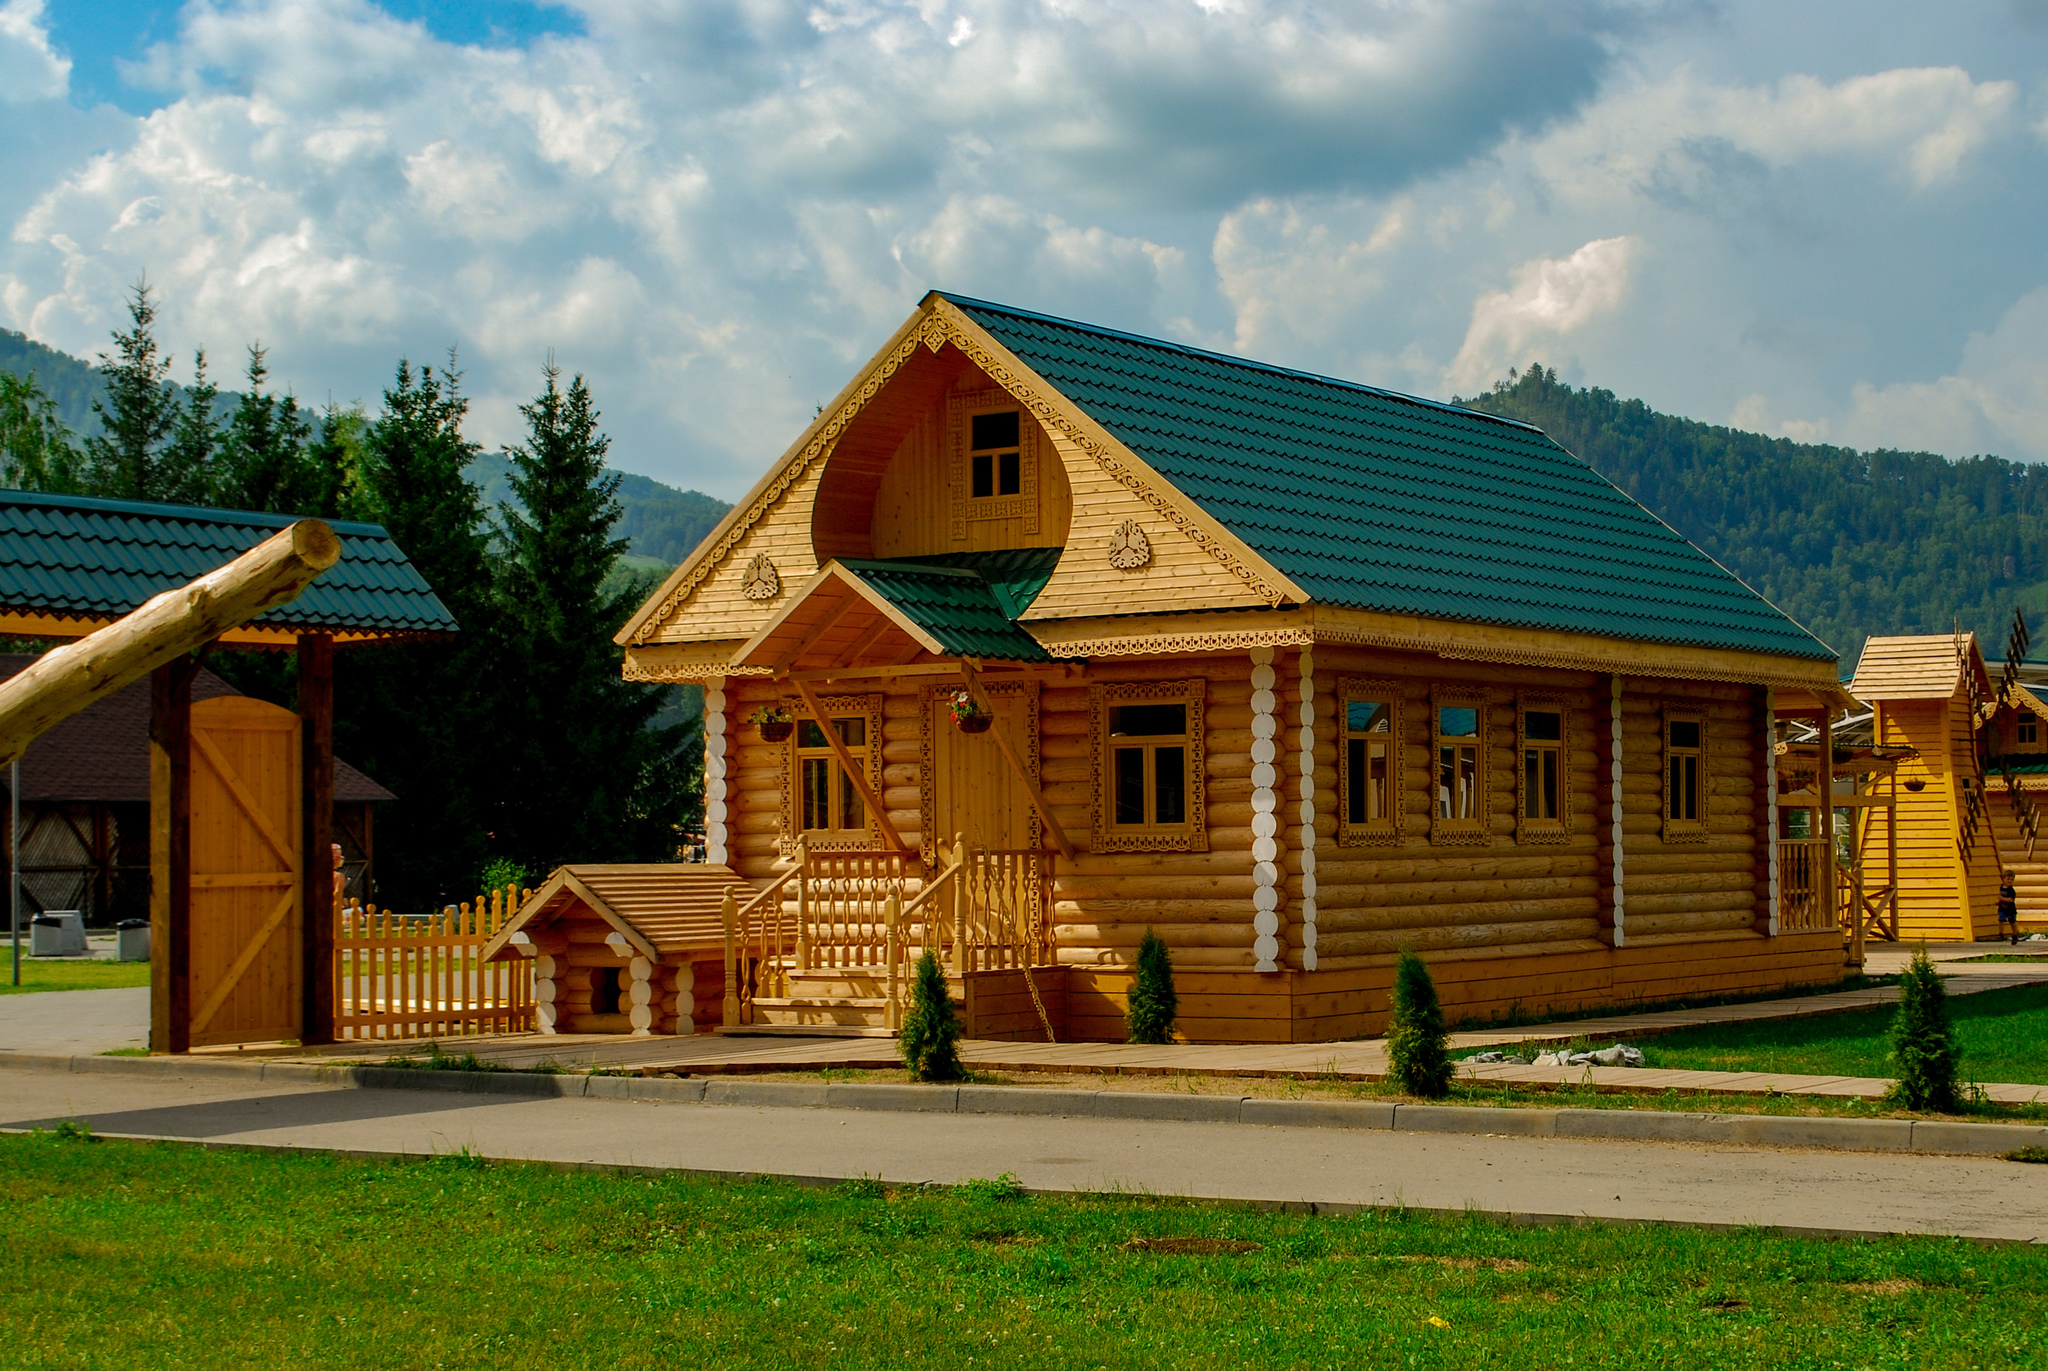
1886,946,1960,1112
493,363,689,873
899,949,963,1081
0,372,82,492
1387,948,1453,1098
1126,927,1178,1044
332,355,498,907
217,345,318,514
83,281,185,501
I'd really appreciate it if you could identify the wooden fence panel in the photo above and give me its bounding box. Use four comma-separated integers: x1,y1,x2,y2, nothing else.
335,885,534,1040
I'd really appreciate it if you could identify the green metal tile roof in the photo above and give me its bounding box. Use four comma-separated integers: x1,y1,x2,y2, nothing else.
886,547,1063,619
942,294,1834,662
837,559,1054,662
0,489,458,638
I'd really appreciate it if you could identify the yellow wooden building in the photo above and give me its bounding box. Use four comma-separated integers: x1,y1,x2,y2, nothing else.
621,292,1854,1042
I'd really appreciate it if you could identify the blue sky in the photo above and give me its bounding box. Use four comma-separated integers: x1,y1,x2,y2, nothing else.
3,1,2048,498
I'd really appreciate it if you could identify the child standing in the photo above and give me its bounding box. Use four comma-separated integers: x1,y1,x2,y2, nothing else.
1999,870,2020,946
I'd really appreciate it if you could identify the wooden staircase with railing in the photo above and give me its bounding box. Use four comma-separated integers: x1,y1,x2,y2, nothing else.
721,837,1056,1038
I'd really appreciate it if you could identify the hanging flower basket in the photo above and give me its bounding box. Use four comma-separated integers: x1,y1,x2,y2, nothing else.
749,705,794,743
948,688,993,733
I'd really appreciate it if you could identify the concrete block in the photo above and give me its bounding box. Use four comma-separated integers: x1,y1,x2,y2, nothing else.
956,1086,1100,1117
583,1076,634,1100
69,1055,253,1082
1239,1098,1397,1130
627,1076,707,1103
1394,1105,1557,1137
1554,1110,1720,1143
1910,1120,2048,1155
1722,1115,1914,1151
825,1083,959,1113
703,1079,830,1109
1090,1092,1245,1123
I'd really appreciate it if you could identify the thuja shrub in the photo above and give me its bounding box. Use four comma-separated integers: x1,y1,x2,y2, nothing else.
1886,946,1959,1112
1126,928,1179,1045
1387,948,1453,1098
899,949,963,1082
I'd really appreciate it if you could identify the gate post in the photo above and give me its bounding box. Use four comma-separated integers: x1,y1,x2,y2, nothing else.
298,632,335,1045
149,657,199,1054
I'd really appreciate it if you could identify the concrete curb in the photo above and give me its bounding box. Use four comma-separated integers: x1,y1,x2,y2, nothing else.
6,1051,2046,1157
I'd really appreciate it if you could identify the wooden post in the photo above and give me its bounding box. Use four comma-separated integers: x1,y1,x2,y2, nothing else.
720,889,739,1028
883,888,901,1030
1818,706,1835,934
794,835,810,972
149,658,199,1054
953,833,968,975
298,632,335,1046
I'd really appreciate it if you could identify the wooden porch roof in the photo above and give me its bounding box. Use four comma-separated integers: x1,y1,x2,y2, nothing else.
1849,633,1991,702
732,559,1057,674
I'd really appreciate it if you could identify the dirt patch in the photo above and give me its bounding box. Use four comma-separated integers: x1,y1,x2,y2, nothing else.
1123,1237,1263,1256
1394,1255,1530,1272
1701,1297,1749,1311
1841,1279,1929,1295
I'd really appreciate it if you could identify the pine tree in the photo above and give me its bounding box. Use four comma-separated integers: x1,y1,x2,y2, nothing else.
83,281,184,501
158,348,221,506
899,949,963,1082
493,362,689,873
1125,927,1178,1044
306,403,374,520
1387,948,1453,1098
217,345,318,514
0,372,82,492
332,355,499,907
1886,946,1960,1112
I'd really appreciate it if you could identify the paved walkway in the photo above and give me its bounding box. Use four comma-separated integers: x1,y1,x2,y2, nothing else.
2,1067,2043,1242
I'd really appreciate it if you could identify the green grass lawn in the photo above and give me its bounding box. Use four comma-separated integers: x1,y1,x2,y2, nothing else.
1635,982,2048,1086
0,957,150,995
2,1132,2044,1369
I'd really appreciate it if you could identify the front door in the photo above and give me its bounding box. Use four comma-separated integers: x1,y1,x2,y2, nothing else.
186,696,303,1048
928,680,1040,860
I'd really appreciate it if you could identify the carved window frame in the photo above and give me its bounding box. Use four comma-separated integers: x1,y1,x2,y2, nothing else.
948,387,1042,538
1090,679,1207,853
917,679,1041,868
1429,688,1490,846
1661,703,1709,843
1515,695,1572,845
1335,677,1402,847
779,692,885,855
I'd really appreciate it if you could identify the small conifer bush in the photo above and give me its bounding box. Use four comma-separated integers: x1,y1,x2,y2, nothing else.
1126,928,1178,1044
1387,948,1453,1098
899,949,963,1082
1886,946,1959,1112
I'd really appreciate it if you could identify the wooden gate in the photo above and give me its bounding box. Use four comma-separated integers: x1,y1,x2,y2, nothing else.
186,696,302,1048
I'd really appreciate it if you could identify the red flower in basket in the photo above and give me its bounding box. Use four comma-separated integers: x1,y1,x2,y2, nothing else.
949,689,993,733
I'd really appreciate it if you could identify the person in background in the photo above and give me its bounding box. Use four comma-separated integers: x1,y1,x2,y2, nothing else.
1998,869,2020,946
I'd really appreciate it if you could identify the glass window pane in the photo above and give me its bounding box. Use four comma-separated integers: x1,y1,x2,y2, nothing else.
1154,747,1186,826
1347,699,1389,733
1524,709,1562,742
1367,741,1388,821
1438,746,1454,818
1113,747,1147,824
1669,719,1701,749
839,766,863,831
1542,749,1559,820
1439,706,1478,738
800,757,831,830
798,719,828,748
1683,756,1699,820
834,716,866,747
971,410,1020,450
1110,702,1186,736
1524,748,1540,819
972,452,993,499
1456,746,1477,819
1668,756,1685,819
1346,737,1367,824
998,449,1021,496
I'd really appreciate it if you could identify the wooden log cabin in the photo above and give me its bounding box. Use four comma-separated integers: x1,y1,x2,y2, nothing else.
619,292,1855,1042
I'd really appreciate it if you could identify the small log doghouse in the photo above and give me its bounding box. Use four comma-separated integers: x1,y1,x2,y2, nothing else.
481,864,748,1035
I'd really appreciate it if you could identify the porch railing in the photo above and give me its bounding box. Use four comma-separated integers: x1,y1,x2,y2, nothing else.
1777,838,1833,933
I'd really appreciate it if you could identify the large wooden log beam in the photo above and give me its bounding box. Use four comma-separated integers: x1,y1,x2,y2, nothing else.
0,519,341,766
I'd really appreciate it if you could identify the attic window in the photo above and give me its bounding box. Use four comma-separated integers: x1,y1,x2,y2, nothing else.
2021,712,2039,746
971,409,1022,499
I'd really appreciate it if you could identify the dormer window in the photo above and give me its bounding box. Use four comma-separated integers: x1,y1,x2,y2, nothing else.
2021,711,2039,746
970,410,1022,499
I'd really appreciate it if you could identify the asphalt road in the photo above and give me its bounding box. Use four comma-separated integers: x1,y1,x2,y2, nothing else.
3,1066,2043,1243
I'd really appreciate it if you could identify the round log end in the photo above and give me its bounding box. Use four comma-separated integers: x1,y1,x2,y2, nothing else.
290,518,344,572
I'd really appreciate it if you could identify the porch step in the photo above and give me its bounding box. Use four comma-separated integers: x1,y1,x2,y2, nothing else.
750,996,892,1030
718,1022,898,1039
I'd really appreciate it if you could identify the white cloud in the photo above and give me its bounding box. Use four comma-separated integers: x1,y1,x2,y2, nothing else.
1447,236,1637,391
0,0,68,103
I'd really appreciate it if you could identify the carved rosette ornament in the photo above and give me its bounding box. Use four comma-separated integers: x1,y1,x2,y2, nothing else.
1107,519,1152,570
740,553,781,601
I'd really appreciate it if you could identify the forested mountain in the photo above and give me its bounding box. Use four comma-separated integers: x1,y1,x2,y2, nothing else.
1,327,732,564
1458,367,2046,664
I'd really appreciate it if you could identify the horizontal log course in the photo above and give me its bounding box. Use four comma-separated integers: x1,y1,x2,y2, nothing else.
1055,898,1252,922
1056,945,1256,968
1309,852,1599,882
1622,832,1754,854
1064,850,1262,876
1039,715,1089,740
1056,876,1260,900
1312,874,1598,907
883,763,919,786
734,811,783,834
1040,737,1090,762
1626,907,1756,936
1055,921,1256,947
1317,896,1597,933
882,785,920,809
1041,687,1089,713
1041,758,1090,785
1623,890,1754,917
734,790,781,813
1624,851,1765,876
1625,869,1754,897
1309,937,1610,973
1315,917,1601,958
881,695,921,720
735,766,781,789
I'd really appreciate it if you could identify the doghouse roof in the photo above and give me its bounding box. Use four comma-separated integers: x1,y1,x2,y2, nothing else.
481,863,751,962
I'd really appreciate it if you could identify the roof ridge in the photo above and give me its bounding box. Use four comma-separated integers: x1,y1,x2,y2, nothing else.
933,291,1545,436
834,557,986,580
0,487,395,538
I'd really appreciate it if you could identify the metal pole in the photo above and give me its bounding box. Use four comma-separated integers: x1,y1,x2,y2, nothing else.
11,754,20,987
